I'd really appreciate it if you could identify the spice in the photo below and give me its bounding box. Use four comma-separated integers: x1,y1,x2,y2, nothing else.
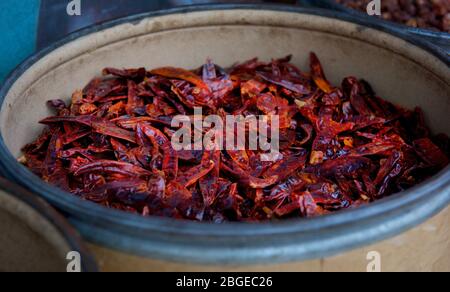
22,53,449,221
336,0,450,32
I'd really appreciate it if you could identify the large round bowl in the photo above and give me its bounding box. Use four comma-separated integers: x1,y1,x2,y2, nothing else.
0,178,97,272
0,4,449,268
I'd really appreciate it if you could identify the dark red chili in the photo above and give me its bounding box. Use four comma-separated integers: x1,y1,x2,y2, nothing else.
21,53,449,222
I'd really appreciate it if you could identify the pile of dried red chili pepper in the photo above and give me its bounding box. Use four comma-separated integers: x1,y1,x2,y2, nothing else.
336,0,450,32
21,53,449,222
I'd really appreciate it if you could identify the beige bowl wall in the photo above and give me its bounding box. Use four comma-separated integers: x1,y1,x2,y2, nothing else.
90,207,449,272
0,9,449,271
0,189,73,272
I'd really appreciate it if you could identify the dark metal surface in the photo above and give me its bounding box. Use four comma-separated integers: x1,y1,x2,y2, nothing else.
38,0,298,49
2,4,449,265
303,0,450,53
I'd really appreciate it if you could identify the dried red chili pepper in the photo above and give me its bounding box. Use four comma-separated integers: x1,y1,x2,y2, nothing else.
21,53,449,221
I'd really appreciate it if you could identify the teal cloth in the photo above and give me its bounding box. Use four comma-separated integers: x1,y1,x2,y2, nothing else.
0,0,40,82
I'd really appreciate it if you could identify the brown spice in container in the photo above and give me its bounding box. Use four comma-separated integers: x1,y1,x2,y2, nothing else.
336,0,450,32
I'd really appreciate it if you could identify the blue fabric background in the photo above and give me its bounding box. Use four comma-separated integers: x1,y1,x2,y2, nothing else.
0,0,40,82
